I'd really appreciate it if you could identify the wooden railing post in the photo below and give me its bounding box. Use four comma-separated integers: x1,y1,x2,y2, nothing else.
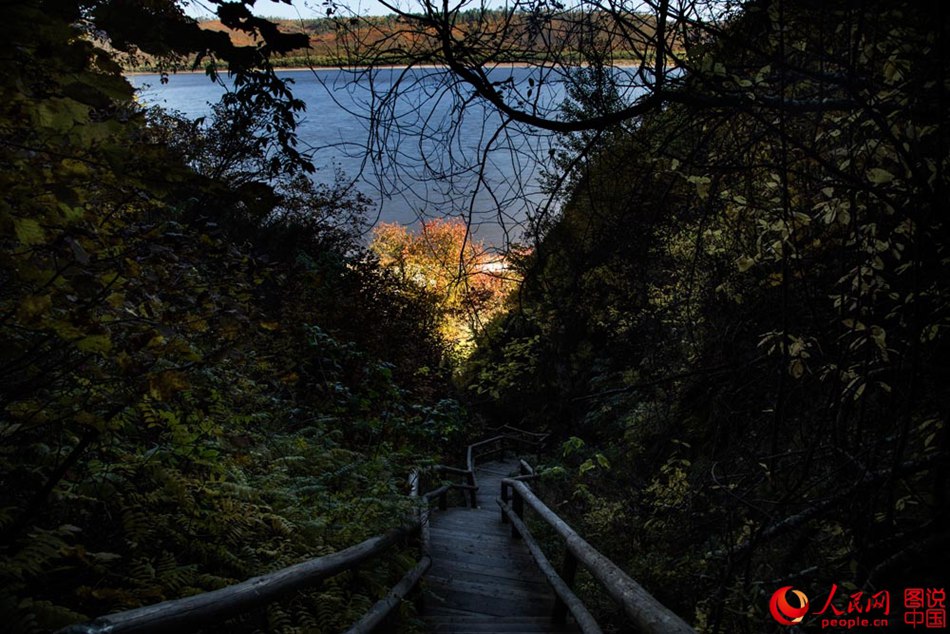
511,489,523,538
467,471,477,508
501,482,510,523
498,479,694,633
552,550,578,624
438,489,447,511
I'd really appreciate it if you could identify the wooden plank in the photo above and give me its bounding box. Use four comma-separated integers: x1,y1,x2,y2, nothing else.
478,467,518,474
426,575,553,602
427,536,533,557
428,560,550,584
433,576,549,597
426,546,537,570
428,522,513,536
425,617,575,633
429,540,528,557
426,615,567,624
427,571,550,594
429,514,504,527
428,570,552,595
429,528,521,546
420,450,584,630
428,529,515,544
425,586,553,617
429,512,501,526
425,606,487,617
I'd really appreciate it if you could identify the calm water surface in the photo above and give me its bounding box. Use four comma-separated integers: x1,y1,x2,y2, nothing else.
130,68,564,246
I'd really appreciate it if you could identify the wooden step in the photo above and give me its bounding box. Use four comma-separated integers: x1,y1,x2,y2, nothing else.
425,615,579,633
421,457,574,631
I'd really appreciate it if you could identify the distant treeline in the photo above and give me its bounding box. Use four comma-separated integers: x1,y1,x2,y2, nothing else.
123,9,670,71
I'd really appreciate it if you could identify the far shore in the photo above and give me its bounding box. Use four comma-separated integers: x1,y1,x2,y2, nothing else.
123,60,656,76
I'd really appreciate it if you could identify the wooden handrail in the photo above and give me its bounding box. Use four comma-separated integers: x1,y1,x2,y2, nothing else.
464,426,549,508
497,498,603,634
61,470,459,634
432,464,471,476
58,523,420,634
342,555,431,634
409,469,430,556
488,424,550,440
500,478,695,634
59,426,553,634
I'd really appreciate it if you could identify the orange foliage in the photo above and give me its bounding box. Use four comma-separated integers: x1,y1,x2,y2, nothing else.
370,219,515,353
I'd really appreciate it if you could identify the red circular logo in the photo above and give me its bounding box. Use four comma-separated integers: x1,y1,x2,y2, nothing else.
769,586,809,625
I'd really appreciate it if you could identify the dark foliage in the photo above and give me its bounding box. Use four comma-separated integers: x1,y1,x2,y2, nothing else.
0,1,458,631
463,1,949,631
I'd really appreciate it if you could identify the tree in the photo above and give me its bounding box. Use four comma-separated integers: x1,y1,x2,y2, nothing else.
459,1,949,631
88,0,312,171
370,219,516,356
0,2,457,630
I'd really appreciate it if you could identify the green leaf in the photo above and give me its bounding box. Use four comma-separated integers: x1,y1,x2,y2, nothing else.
562,436,585,457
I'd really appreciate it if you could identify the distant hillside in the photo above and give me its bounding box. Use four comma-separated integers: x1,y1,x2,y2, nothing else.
125,12,672,71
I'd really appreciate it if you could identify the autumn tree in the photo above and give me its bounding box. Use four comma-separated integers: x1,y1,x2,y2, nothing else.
371,219,516,356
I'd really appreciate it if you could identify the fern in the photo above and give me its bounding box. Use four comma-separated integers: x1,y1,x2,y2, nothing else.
15,599,87,631
0,528,71,582
266,602,295,633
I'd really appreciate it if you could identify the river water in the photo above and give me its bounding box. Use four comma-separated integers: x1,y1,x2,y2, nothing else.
129,67,566,247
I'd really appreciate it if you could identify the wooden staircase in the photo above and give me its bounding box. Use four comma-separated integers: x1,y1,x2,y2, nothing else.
423,458,579,633
60,427,693,634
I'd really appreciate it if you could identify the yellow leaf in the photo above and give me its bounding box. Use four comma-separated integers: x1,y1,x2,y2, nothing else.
148,371,189,401
867,168,894,184
736,255,755,272
789,359,805,379
14,218,46,246
18,294,52,321
688,175,711,200
52,320,83,339
189,319,209,333
59,158,90,178
871,325,887,350
259,321,280,331
77,334,112,354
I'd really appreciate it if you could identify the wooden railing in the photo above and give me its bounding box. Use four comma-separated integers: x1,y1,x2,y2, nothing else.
499,477,695,634
58,522,425,634
58,425,694,634
466,424,548,506
58,425,543,634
